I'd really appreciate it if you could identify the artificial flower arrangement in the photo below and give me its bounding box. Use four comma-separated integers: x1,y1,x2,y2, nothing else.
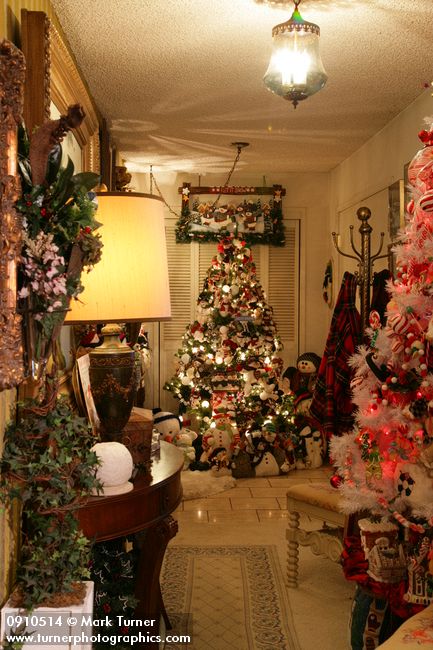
16,104,103,379
0,105,104,618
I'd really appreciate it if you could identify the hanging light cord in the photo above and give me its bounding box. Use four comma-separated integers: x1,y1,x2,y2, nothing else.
150,169,180,218
149,143,246,218
209,143,243,209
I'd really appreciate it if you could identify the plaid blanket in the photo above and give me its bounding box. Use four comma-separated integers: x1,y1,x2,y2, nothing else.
310,271,361,438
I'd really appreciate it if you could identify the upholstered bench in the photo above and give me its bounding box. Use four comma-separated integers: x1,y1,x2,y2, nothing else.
286,482,347,587
376,602,433,647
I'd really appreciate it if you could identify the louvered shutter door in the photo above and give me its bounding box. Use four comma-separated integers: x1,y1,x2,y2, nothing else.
267,220,300,368
159,217,193,412
198,243,216,290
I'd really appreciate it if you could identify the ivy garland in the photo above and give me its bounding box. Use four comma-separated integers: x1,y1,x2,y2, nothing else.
175,196,285,246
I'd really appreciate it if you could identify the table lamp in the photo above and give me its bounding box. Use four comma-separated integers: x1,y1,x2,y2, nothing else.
65,191,171,441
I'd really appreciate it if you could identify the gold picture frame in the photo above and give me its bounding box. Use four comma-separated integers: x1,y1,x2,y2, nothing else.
387,179,405,242
21,10,100,174
0,40,26,390
18,11,102,393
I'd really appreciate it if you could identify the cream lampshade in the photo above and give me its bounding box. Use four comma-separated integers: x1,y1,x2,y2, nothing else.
65,191,171,441
65,192,171,324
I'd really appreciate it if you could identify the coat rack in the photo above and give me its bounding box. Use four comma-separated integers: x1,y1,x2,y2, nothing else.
332,206,389,335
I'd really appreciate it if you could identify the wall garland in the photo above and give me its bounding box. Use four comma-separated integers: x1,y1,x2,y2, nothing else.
176,182,286,246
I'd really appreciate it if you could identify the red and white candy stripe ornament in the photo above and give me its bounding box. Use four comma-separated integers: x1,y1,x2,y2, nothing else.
409,147,433,186
391,338,405,354
407,198,415,215
388,312,412,336
408,129,433,186
418,189,433,213
416,160,433,194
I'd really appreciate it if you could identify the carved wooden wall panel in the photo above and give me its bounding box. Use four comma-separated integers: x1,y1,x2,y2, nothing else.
0,40,25,390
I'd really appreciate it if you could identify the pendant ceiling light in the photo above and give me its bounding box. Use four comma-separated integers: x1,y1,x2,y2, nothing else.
263,0,327,108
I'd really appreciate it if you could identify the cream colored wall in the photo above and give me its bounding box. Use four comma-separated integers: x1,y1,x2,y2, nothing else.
132,169,332,358
329,90,433,286
1,0,59,609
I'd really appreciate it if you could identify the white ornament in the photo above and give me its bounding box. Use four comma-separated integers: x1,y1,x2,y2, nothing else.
91,442,134,496
181,353,191,364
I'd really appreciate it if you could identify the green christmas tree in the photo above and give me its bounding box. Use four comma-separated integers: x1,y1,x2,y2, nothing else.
164,235,291,443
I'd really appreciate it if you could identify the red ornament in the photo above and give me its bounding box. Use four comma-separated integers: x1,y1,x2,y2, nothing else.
330,474,343,489
419,129,433,146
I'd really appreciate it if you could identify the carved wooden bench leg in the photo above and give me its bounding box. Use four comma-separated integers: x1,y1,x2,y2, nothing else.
286,505,300,588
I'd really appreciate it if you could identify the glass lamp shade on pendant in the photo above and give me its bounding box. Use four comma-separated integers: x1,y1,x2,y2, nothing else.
65,191,171,441
263,1,327,108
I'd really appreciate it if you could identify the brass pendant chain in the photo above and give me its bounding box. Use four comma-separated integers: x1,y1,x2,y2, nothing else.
149,142,249,217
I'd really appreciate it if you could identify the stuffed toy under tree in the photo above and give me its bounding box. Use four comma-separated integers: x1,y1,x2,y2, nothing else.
165,235,294,471
330,123,433,639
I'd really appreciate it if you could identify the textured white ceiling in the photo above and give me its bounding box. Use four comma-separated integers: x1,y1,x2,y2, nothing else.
51,0,433,176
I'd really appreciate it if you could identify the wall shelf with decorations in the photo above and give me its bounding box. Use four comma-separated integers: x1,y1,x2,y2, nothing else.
176,182,286,246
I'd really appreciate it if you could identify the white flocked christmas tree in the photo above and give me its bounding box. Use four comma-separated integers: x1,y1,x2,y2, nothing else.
331,121,433,604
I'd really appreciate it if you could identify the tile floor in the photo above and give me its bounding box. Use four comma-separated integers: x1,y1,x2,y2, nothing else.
169,463,354,650
174,464,334,526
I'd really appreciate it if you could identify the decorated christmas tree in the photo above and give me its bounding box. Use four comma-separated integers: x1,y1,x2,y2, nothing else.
164,235,297,474
331,123,433,611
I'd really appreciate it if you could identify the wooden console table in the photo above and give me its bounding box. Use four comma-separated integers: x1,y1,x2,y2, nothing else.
77,441,184,647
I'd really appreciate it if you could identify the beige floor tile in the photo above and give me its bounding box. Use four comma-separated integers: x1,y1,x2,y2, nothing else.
257,509,289,521
235,477,271,487
277,473,313,484
292,468,329,478
208,510,259,524
208,487,252,498
277,497,288,509
174,510,209,524
250,486,290,498
230,497,280,510
173,502,184,512
268,476,304,486
184,497,232,511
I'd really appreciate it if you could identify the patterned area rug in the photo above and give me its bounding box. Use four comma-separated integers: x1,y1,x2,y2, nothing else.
160,545,300,650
